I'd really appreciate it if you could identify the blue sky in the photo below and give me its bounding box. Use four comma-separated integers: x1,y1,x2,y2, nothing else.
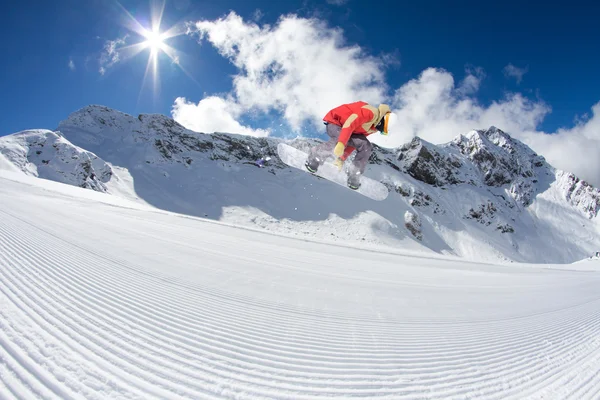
2,0,600,183
1,0,598,134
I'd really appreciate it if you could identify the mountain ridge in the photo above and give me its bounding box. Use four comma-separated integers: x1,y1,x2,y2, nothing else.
1,104,598,263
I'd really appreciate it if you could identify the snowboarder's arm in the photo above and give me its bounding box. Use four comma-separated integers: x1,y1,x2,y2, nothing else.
337,114,361,146
337,108,375,146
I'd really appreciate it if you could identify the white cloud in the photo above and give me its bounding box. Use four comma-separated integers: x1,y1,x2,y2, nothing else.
367,67,550,148
188,12,386,131
184,12,600,187
172,96,270,137
380,49,401,69
503,63,528,84
99,36,127,75
252,9,264,22
368,67,600,187
519,103,600,186
326,0,349,5
68,58,76,71
456,66,485,96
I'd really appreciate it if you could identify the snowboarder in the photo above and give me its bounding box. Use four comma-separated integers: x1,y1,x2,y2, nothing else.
305,101,392,189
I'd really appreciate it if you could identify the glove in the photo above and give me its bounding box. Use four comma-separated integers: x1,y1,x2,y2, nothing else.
333,142,345,158
333,158,344,171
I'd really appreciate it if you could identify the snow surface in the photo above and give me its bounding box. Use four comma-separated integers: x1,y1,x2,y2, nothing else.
1,167,600,399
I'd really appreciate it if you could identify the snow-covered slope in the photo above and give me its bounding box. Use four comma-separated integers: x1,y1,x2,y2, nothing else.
1,105,599,263
0,129,113,192
1,168,600,399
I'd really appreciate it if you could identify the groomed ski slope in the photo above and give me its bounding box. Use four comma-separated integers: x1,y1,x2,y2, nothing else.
1,170,600,400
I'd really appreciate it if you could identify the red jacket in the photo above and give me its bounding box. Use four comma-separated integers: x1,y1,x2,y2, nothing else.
323,101,380,146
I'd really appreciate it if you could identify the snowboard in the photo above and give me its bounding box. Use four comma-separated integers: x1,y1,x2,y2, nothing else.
277,143,388,201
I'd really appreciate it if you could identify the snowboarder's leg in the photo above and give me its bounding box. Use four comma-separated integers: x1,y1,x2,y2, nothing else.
306,123,342,173
346,134,373,189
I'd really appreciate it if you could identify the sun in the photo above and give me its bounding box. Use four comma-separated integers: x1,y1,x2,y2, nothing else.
114,0,198,100
142,28,166,54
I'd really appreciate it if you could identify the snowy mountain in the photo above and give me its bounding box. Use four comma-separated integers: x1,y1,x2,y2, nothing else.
0,129,113,192
1,104,599,263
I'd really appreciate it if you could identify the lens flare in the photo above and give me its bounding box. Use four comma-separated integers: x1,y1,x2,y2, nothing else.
113,0,196,103
142,28,166,54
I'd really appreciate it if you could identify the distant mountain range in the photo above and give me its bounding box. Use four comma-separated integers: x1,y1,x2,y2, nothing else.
1,105,598,263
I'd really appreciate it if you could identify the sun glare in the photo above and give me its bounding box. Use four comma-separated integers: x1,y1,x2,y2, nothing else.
115,0,198,102
143,29,165,53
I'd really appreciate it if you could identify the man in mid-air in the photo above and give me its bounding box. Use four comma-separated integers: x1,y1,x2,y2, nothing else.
305,101,393,189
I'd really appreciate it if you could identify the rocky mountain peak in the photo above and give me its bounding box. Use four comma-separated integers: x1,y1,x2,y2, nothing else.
0,129,112,191
454,127,552,205
395,137,463,187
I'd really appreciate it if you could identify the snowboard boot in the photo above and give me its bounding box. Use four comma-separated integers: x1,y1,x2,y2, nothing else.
305,157,319,173
347,172,361,190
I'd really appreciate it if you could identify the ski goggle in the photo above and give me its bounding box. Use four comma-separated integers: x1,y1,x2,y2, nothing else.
376,112,392,134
